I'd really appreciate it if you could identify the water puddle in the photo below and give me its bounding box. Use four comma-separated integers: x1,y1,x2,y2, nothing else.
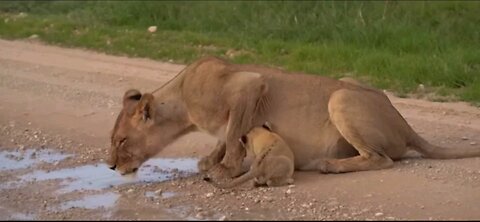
145,191,176,199
9,212,36,220
58,192,119,211
14,158,198,193
0,148,200,220
0,149,71,171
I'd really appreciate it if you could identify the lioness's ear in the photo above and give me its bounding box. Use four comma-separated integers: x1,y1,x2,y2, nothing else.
239,135,248,147
262,121,272,131
123,89,142,107
137,93,154,122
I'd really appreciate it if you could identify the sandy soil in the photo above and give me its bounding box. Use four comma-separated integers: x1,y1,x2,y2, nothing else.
0,39,479,220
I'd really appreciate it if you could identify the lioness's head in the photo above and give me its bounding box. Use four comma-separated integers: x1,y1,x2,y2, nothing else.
109,89,192,175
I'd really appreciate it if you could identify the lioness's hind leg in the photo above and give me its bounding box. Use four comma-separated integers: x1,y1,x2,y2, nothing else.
325,89,398,173
320,155,393,173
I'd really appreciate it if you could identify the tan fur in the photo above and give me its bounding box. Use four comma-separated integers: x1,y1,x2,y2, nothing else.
109,56,480,178
211,123,294,188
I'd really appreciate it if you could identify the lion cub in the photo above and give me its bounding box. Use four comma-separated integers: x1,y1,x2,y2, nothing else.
211,122,295,188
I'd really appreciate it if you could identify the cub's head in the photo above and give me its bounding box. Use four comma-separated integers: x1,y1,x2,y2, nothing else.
239,121,272,149
108,89,191,175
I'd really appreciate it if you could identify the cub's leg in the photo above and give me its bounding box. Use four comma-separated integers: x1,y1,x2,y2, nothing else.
322,89,405,173
264,156,295,187
254,176,268,187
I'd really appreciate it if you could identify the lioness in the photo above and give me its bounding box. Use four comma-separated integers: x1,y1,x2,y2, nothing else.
108,56,480,180
209,122,295,188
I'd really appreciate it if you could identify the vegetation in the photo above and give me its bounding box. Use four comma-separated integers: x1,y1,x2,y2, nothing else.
1,1,479,104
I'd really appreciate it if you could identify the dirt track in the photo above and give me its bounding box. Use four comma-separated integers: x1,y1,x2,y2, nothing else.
0,39,479,220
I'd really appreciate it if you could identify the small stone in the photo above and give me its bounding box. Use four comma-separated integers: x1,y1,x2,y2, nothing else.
219,215,227,221
154,189,163,195
285,189,292,195
417,84,425,92
375,212,384,217
470,141,477,145
148,26,157,33
244,207,249,211
386,216,395,220
327,200,339,206
118,77,124,82
206,192,214,198
195,212,205,219
127,188,134,193
461,136,468,140
288,184,296,188
29,34,39,39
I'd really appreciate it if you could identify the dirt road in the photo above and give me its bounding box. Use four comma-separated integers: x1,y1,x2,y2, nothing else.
0,39,479,220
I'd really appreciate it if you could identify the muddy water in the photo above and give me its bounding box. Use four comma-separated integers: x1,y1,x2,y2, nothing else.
0,148,200,220
17,158,198,193
0,149,72,170
58,192,120,210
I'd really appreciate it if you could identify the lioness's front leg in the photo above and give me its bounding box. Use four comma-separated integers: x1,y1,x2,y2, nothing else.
198,140,225,173
206,121,247,180
206,71,268,180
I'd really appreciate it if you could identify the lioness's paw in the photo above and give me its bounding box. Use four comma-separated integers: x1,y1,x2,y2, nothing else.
317,159,334,174
205,163,230,180
198,156,214,173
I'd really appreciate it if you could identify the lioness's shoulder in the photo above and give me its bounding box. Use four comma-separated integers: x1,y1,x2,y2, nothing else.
188,56,232,74
195,56,230,66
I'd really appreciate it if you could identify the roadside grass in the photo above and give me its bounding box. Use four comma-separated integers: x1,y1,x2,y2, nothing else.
0,1,479,105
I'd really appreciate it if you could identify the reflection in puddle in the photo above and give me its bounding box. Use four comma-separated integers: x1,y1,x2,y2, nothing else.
59,192,119,210
0,149,71,170
17,158,198,193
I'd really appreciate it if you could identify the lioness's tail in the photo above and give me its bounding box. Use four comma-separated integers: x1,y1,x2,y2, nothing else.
211,169,259,189
410,133,480,159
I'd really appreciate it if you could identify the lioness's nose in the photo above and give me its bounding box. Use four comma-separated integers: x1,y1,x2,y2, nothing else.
109,165,117,171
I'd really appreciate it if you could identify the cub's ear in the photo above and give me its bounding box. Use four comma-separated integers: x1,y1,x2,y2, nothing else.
262,121,272,131
239,135,248,147
123,89,142,107
136,93,154,122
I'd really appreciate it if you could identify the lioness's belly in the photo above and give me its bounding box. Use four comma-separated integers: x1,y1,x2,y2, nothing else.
251,71,358,169
264,114,358,170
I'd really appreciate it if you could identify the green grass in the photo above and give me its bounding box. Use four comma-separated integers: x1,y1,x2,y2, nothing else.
0,1,479,105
